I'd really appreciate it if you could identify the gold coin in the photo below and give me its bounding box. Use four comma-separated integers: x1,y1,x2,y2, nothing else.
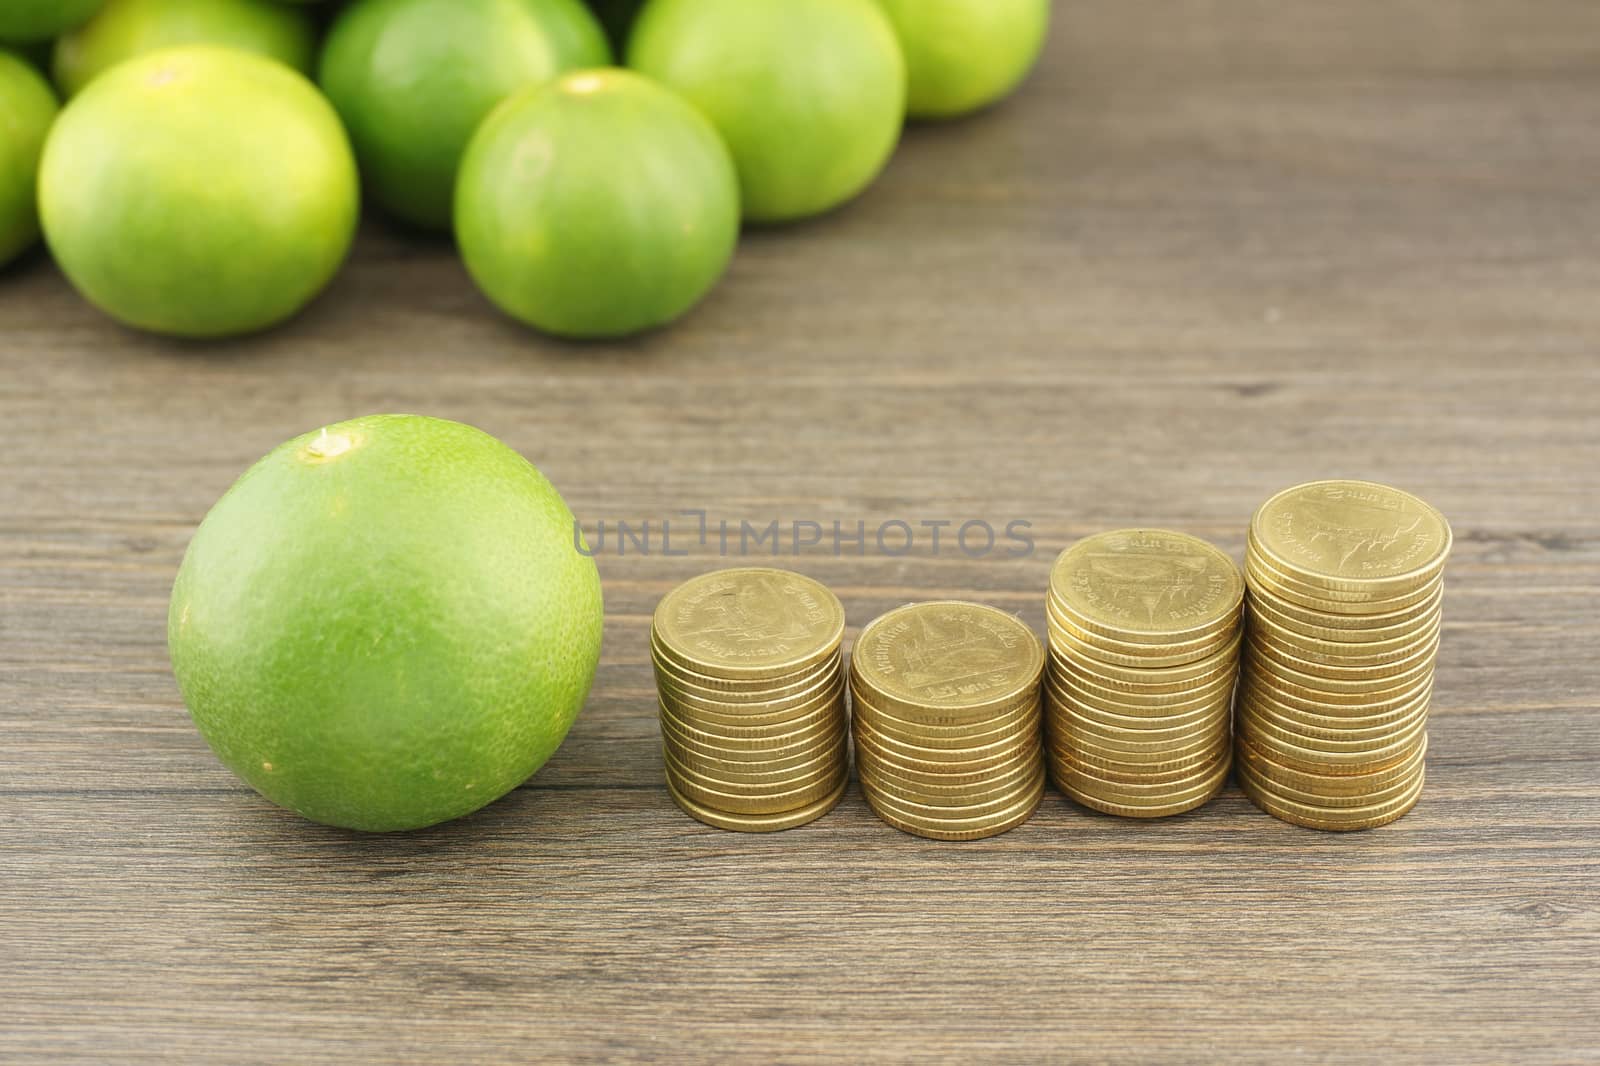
1238,663,1432,715
850,601,1045,722
1046,659,1237,713
1048,633,1242,692
1047,607,1235,669
1235,756,1421,809
1238,695,1427,752
863,774,1045,840
856,745,1043,798
1246,579,1443,635
664,739,844,789
657,670,843,721
1055,750,1230,799
1238,678,1431,732
659,693,844,745
666,763,848,816
664,738,846,786
649,632,839,696
1048,699,1231,752
1047,529,1243,645
1245,552,1443,616
850,681,1038,737
1049,717,1222,758
1246,529,1445,606
1245,607,1441,667
1246,629,1439,683
1240,764,1425,831
1053,732,1229,776
1243,641,1437,697
1048,743,1227,786
1236,733,1426,794
860,767,1044,820
859,764,1033,810
666,772,847,833
1244,578,1444,635
1054,763,1228,819
1249,480,1451,594
1046,669,1233,723
852,715,1041,769
1237,693,1427,750
660,708,845,761
1048,702,1231,753
855,697,1040,751
652,653,851,710
652,568,845,681
664,728,849,776
865,790,1043,842
658,685,843,741
1237,715,1425,772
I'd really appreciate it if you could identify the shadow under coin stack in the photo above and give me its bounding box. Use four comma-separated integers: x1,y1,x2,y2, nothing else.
1045,531,1244,817
1238,480,1450,831
652,568,850,832
851,602,1046,841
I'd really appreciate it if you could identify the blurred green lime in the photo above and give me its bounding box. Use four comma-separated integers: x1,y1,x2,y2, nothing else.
170,414,604,833
878,0,1050,119
53,0,318,98
457,68,739,338
0,50,57,267
0,0,104,43
319,0,610,230
629,0,904,223
39,46,357,336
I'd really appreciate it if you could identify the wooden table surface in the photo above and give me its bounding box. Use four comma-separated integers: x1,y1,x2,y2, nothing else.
5,2,1599,1061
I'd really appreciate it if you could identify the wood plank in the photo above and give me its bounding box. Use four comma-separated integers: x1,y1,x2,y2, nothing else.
3,1,1598,1060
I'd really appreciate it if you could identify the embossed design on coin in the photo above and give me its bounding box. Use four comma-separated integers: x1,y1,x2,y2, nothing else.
1252,480,1451,584
654,567,844,677
854,601,1044,709
1051,529,1242,637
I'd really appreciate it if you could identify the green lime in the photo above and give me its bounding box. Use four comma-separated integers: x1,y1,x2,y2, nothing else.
39,46,357,337
319,0,610,230
628,0,904,223
0,0,104,43
456,69,738,338
169,415,605,833
52,0,318,99
0,50,57,267
877,0,1050,119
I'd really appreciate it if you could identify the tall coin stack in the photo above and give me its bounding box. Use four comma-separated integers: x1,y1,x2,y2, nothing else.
1045,530,1244,817
851,602,1046,841
1237,480,1450,831
652,568,850,832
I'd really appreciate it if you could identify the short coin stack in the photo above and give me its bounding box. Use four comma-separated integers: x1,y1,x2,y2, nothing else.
1045,530,1244,817
652,568,850,832
851,602,1046,841
1237,480,1450,831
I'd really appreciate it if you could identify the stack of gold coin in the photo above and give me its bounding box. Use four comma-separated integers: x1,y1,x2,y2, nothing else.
1044,530,1244,817
652,568,850,832
1237,480,1450,831
850,601,1046,841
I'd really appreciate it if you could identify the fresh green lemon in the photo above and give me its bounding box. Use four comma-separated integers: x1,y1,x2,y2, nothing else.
0,50,56,267
456,68,739,338
38,46,357,337
319,0,611,230
52,0,318,98
169,414,605,833
876,0,1050,119
628,0,905,223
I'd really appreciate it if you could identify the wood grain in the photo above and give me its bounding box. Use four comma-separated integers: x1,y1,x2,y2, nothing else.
4,1,1599,1061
